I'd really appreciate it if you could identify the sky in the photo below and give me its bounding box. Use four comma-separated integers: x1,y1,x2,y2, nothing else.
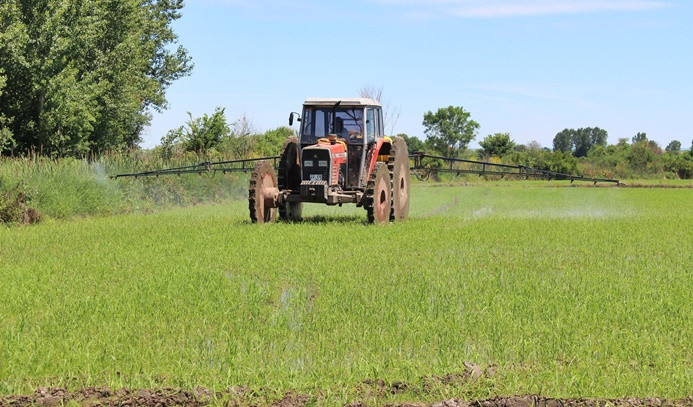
143,0,693,150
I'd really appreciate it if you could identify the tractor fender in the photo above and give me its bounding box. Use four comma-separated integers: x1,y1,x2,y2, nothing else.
366,137,392,178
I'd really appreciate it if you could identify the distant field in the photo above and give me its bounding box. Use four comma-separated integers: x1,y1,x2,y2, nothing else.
1,183,691,405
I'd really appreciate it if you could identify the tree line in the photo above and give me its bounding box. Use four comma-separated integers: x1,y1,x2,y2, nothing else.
406,106,692,179
402,106,693,179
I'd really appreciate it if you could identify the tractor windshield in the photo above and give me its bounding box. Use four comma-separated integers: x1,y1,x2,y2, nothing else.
301,107,364,144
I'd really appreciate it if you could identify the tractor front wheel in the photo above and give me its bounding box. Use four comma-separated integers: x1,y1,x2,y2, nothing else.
249,160,278,223
365,162,391,224
389,136,410,221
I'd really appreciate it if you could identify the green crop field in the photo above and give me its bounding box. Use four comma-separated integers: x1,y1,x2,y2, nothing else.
1,183,692,406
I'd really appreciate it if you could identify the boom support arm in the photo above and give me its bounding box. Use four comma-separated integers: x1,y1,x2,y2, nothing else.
109,152,618,185
410,153,619,184
109,156,280,179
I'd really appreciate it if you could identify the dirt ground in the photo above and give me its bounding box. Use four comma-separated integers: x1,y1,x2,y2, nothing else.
1,387,692,407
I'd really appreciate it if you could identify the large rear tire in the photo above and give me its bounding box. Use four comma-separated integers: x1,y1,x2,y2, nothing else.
389,136,410,221
365,162,391,224
249,160,278,224
277,136,303,221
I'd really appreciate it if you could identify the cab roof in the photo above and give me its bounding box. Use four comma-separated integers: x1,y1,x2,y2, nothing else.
303,97,382,107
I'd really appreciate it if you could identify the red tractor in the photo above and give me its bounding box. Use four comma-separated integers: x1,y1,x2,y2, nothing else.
248,98,410,224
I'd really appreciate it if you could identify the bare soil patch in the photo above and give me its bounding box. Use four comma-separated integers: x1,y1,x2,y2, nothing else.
2,387,691,407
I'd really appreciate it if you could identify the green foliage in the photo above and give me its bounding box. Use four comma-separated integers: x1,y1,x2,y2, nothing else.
168,107,231,153
506,149,580,175
0,72,14,154
575,127,607,157
628,141,657,170
1,186,691,401
665,140,681,153
254,126,293,157
221,115,258,159
576,135,693,179
397,133,425,152
479,132,515,158
552,129,572,153
161,109,293,160
552,127,608,157
0,0,192,156
632,132,648,144
662,153,693,179
422,106,479,157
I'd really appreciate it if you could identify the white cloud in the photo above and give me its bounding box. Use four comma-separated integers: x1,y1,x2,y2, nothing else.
373,0,670,18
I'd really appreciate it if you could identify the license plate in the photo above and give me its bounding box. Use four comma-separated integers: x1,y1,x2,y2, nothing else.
310,174,322,181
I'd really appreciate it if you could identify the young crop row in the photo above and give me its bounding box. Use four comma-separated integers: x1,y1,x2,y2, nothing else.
1,185,691,405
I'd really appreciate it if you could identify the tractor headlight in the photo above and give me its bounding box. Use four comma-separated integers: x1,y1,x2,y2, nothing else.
304,160,313,167
318,160,328,167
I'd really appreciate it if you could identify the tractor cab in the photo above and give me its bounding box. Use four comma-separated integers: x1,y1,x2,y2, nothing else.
295,98,385,189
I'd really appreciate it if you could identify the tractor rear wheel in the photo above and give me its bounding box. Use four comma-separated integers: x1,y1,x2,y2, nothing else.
365,162,391,224
389,136,410,221
249,160,278,223
277,136,303,221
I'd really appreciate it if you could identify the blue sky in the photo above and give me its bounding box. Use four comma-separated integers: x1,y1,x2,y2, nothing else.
143,0,693,150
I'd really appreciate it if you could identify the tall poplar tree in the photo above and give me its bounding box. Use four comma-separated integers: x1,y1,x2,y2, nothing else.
0,0,193,156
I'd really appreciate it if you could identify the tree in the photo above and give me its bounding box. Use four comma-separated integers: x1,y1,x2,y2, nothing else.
629,140,656,169
632,132,647,144
553,129,573,153
553,127,608,157
647,140,662,155
616,138,630,150
422,106,479,157
575,127,608,157
0,0,192,156
479,132,515,158
589,127,608,148
165,108,231,153
397,134,425,152
0,72,14,153
255,127,293,157
665,140,681,153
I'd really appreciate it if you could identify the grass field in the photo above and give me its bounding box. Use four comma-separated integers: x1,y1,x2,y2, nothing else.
1,183,691,405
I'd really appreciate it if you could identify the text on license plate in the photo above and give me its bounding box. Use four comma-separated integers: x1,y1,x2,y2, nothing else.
310,174,323,181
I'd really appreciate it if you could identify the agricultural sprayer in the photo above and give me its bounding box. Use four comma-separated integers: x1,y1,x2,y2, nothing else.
112,97,619,223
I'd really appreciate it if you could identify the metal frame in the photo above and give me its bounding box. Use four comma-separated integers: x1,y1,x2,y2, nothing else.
110,151,620,185
109,156,280,179
410,153,619,184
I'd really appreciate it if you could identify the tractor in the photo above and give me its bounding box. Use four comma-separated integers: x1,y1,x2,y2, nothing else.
249,97,410,224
